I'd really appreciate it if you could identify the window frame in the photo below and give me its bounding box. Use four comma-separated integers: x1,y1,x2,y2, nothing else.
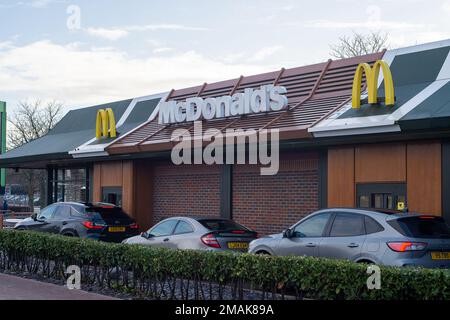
173,220,195,235
291,212,333,238
148,219,179,238
326,212,366,237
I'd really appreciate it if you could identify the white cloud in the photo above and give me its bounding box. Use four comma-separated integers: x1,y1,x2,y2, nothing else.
302,19,425,30
0,40,268,109
249,46,283,62
85,28,129,41
152,47,173,54
84,24,208,41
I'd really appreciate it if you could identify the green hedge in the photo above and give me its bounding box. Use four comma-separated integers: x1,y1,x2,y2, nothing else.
0,229,449,300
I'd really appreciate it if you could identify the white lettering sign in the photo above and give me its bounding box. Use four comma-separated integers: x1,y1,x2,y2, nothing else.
159,85,288,125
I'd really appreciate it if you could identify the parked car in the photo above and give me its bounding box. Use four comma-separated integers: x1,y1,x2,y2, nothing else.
123,217,257,252
14,202,140,243
249,208,450,268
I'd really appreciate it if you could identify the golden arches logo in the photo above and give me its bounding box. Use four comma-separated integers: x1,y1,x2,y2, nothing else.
96,108,117,139
352,60,395,109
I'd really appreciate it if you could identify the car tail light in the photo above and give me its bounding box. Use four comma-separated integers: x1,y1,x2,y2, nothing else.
231,230,246,234
82,221,104,230
387,241,427,252
201,233,221,248
129,223,139,229
419,215,436,219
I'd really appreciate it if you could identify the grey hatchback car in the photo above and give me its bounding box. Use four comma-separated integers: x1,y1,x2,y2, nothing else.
123,217,257,252
248,208,450,268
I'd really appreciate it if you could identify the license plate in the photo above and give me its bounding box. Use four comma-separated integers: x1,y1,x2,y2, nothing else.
108,227,125,233
431,252,450,260
227,242,249,249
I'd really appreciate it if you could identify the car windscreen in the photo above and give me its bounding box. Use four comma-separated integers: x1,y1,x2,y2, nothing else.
388,216,450,239
198,219,250,232
85,207,132,222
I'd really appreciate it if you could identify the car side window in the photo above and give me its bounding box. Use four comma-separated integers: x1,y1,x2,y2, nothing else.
148,220,178,237
38,205,57,220
53,205,71,219
174,221,194,235
329,213,365,237
293,213,331,238
364,216,384,234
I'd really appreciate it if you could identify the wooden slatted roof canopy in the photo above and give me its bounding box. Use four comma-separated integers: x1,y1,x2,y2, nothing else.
107,52,384,154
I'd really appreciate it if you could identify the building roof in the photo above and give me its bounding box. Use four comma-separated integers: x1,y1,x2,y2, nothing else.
0,94,163,167
107,52,383,155
310,39,450,137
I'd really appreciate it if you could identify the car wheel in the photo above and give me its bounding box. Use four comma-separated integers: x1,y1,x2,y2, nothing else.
256,250,271,255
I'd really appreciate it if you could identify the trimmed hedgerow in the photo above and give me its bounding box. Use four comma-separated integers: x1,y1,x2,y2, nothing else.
0,229,448,300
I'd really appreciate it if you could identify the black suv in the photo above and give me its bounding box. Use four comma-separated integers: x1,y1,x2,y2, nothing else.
14,202,140,243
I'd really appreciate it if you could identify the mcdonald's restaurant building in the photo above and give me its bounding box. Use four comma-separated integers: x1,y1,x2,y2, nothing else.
1,40,450,235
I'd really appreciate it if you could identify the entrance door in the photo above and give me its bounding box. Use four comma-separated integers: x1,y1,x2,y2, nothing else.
357,183,407,211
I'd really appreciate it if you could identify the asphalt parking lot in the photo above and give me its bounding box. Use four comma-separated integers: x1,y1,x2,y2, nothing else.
0,273,118,300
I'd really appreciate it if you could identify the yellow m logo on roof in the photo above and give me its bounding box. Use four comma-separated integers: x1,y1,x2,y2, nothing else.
96,108,117,139
352,60,395,109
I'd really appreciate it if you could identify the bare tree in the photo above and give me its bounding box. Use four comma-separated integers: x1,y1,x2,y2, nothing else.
7,100,64,211
7,100,63,150
330,31,389,59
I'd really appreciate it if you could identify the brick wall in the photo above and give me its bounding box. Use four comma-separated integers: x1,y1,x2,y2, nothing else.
232,153,319,236
149,152,320,235
152,164,221,223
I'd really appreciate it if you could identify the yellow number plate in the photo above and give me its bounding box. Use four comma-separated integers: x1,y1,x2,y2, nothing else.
227,242,249,249
109,227,125,233
431,252,450,260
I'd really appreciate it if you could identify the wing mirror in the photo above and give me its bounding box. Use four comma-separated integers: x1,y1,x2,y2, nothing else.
31,213,37,221
282,228,293,238
141,231,154,239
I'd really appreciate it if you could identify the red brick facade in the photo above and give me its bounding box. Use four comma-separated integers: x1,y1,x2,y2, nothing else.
232,153,319,235
148,153,319,236
152,164,221,223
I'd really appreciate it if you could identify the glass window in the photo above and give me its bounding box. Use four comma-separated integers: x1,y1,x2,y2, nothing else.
388,216,450,239
51,168,88,203
148,220,178,237
38,205,57,220
330,213,365,237
102,187,122,207
53,205,72,219
174,221,194,235
364,216,384,234
198,219,249,232
359,195,370,208
293,213,331,238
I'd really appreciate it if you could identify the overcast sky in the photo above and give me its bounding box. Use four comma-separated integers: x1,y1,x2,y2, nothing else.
1,0,450,112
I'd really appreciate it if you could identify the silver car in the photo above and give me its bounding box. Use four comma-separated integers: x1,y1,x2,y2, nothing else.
123,217,257,252
249,208,450,268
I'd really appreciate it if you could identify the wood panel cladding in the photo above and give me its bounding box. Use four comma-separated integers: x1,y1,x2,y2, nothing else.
355,143,406,183
327,141,442,216
92,161,135,217
328,147,355,207
407,142,441,215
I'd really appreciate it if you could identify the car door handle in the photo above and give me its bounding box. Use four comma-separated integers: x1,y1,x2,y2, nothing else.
348,243,359,248
163,238,169,242
306,243,316,247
